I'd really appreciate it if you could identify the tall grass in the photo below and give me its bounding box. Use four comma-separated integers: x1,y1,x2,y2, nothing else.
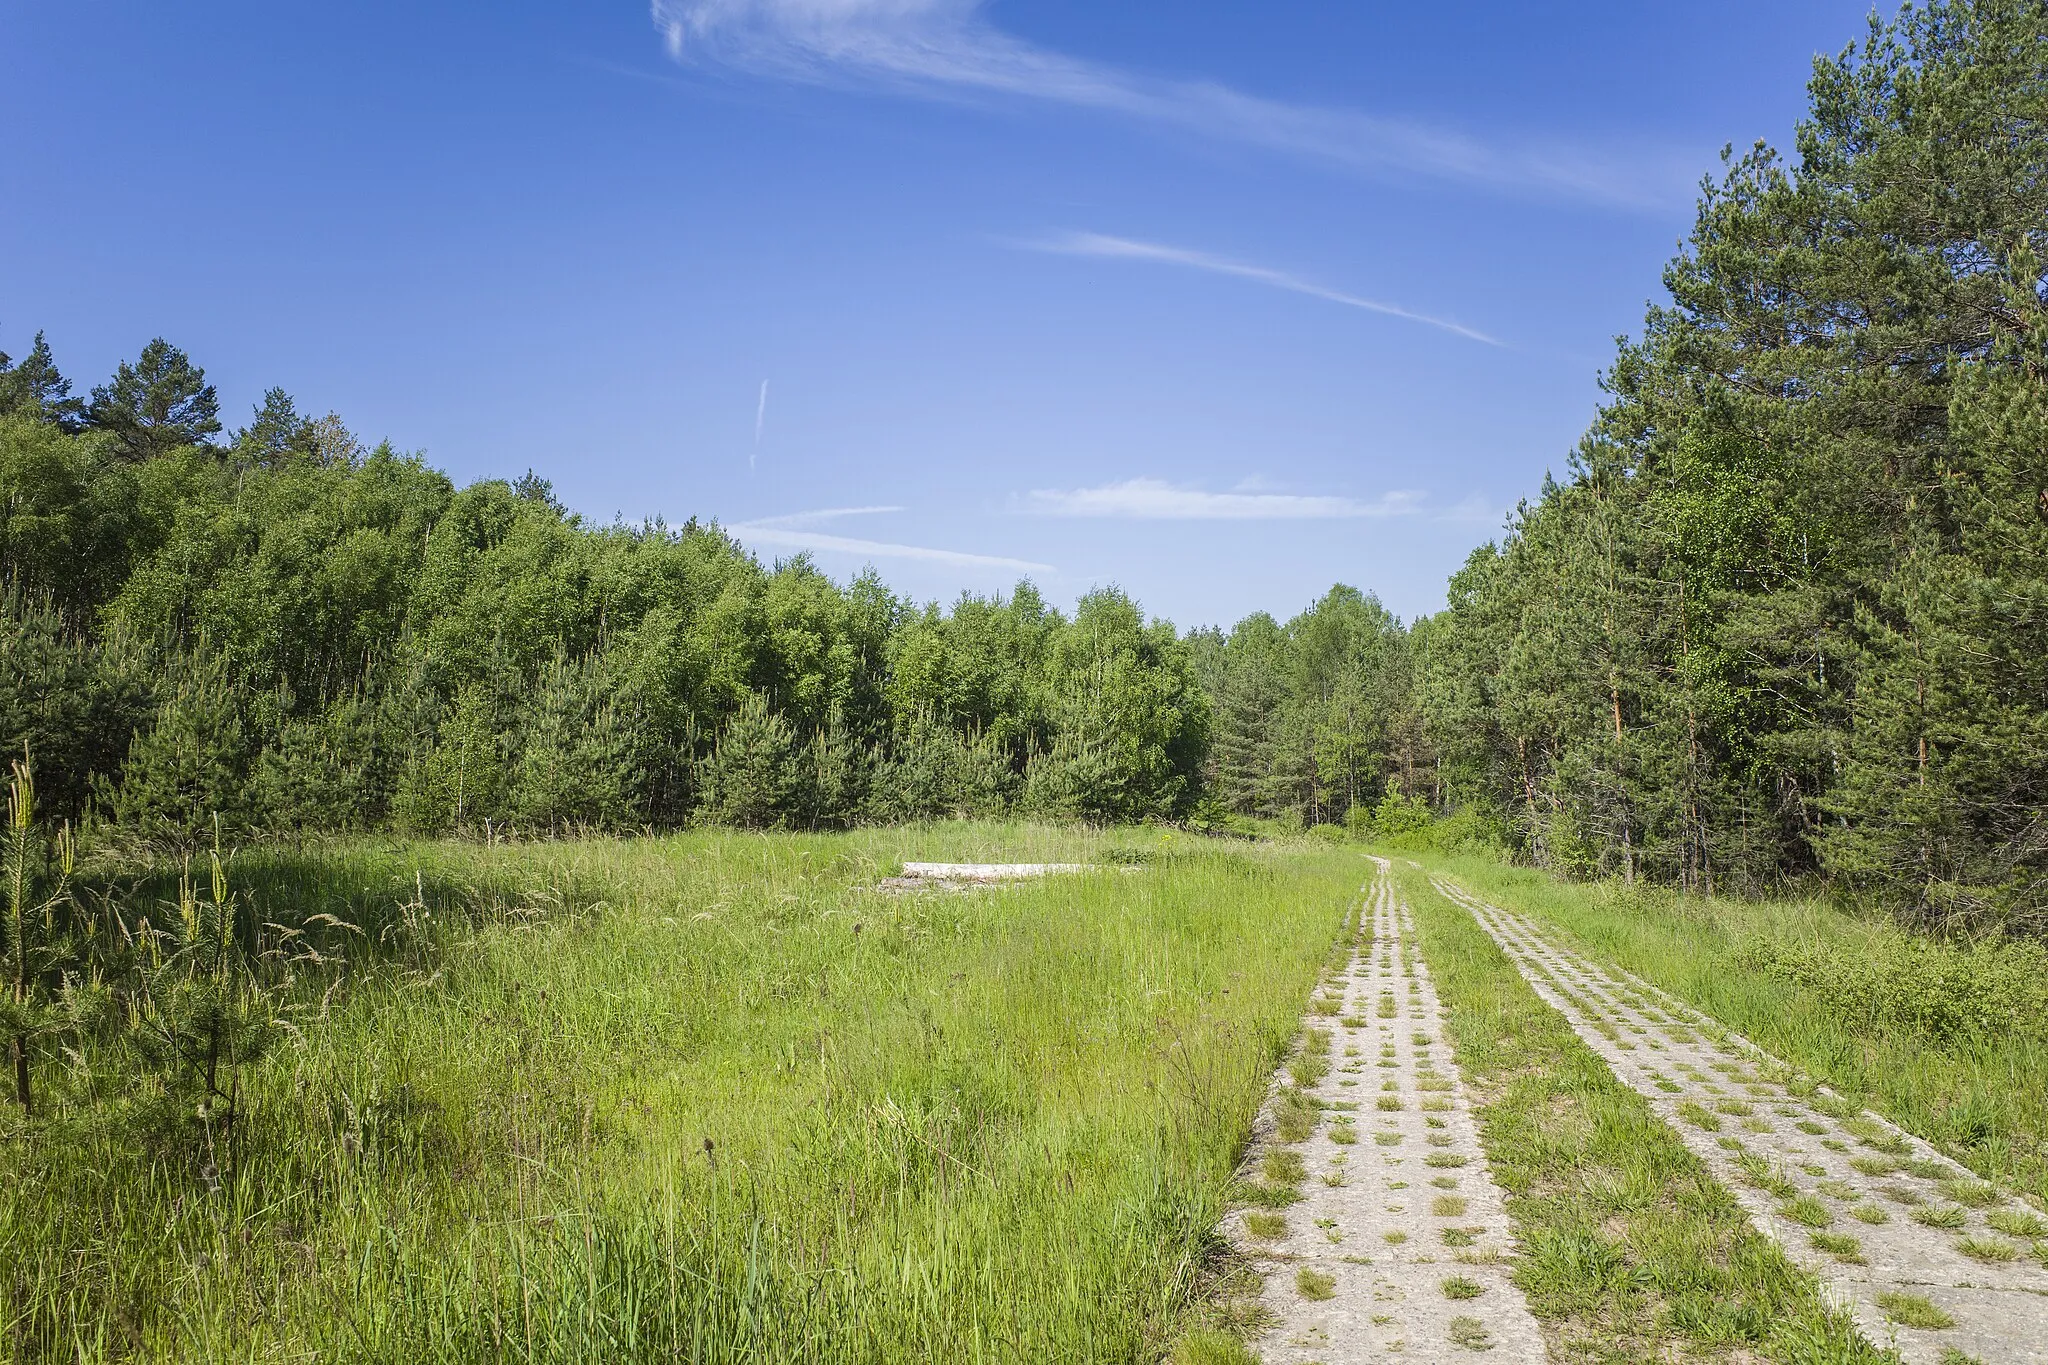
1416,853,2048,1205
1,825,1360,1362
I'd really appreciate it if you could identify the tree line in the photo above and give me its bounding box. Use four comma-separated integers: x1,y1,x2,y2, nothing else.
5,0,2043,938
0,340,1220,840
1414,0,2048,935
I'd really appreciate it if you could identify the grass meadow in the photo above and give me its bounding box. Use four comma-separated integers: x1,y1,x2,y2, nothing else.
1,825,1363,1363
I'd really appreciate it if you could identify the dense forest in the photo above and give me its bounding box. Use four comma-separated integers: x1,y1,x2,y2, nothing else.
4,0,2044,934
1416,0,2048,935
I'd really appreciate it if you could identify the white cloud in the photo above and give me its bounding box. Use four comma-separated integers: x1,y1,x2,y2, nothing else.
728,505,1052,570
1022,232,1497,345
1023,478,1423,521
648,0,1688,210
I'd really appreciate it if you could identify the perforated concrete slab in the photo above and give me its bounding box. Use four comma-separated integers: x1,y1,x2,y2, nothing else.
1229,861,1544,1362
1433,875,2048,1365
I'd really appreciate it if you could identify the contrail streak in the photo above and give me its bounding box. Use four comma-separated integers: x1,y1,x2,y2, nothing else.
753,380,768,469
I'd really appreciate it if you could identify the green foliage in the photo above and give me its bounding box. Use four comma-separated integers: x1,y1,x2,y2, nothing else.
1198,585,1420,830
1410,0,2048,925
85,337,220,462
2,757,82,1115
0,827,1359,1361
0,330,1213,838
100,651,253,847
120,833,280,1166
0,332,84,428
1736,931,2048,1049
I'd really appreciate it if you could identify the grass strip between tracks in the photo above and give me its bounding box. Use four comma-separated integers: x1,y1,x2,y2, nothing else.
1396,863,1891,1365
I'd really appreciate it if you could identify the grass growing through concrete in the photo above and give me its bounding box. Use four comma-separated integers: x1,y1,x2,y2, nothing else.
1394,865,1885,1364
1417,854,2048,1205
0,824,1361,1362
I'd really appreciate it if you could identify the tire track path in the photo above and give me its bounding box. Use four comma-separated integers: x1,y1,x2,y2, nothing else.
1235,862,1543,1362
1431,874,2048,1365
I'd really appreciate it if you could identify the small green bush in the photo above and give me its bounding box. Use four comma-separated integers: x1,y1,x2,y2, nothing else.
1737,932,2048,1049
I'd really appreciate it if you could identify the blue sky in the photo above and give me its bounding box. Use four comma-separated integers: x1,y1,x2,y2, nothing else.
1,0,1871,628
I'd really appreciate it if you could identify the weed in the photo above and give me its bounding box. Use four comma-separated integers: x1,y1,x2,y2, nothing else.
1244,1212,1288,1240
1911,1205,1968,1230
1876,1292,1954,1329
1448,1315,1494,1351
1850,1204,1889,1224
1430,1176,1460,1189
1846,1117,1913,1156
1294,1268,1335,1301
1433,1195,1469,1217
1276,1088,1319,1143
1264,1150,1308,1185
1736,1151,1796,1199
1809,1231,1864,1262
1424,1153,1468,1169
1440,1276,1483,1300
1987,1210,2048,1238
1236,1181,1303,1209
1849,1155,1901,1177
1780,1196,1833,1229
1168,1330,1259,1365
1376,1095,1403,1111
1954,1235,2017,1263
1940,1180,1998,1208
1382,1229,1408,1244
1677,1101,1721,1131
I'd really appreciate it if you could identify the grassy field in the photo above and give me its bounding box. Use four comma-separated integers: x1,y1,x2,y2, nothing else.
1414,854,2048,1207
1,825,1363,1363
1390,862,1882,1364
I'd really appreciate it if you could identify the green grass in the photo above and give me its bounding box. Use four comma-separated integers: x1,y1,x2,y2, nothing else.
0,823,1363,1362
1395,865,1884,1364
1876,1292,1955,1330
1294,1267,1335,1301
1413,853,2048,1204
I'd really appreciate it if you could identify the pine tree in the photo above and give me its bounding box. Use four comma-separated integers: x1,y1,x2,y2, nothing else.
1821,262,2048,933
700,691,797,829
103,653,253,848
123,830,279,1170
0,333,85,429
86,338,221,462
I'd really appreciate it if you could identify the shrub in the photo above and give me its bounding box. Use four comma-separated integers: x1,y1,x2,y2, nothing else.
1736,931,2048,1048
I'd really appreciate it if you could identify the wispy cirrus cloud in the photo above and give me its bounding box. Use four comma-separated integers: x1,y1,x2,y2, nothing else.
648,0,1689,210
1020,232,1497,345
729,505,1052,571
1023,479,1423,521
